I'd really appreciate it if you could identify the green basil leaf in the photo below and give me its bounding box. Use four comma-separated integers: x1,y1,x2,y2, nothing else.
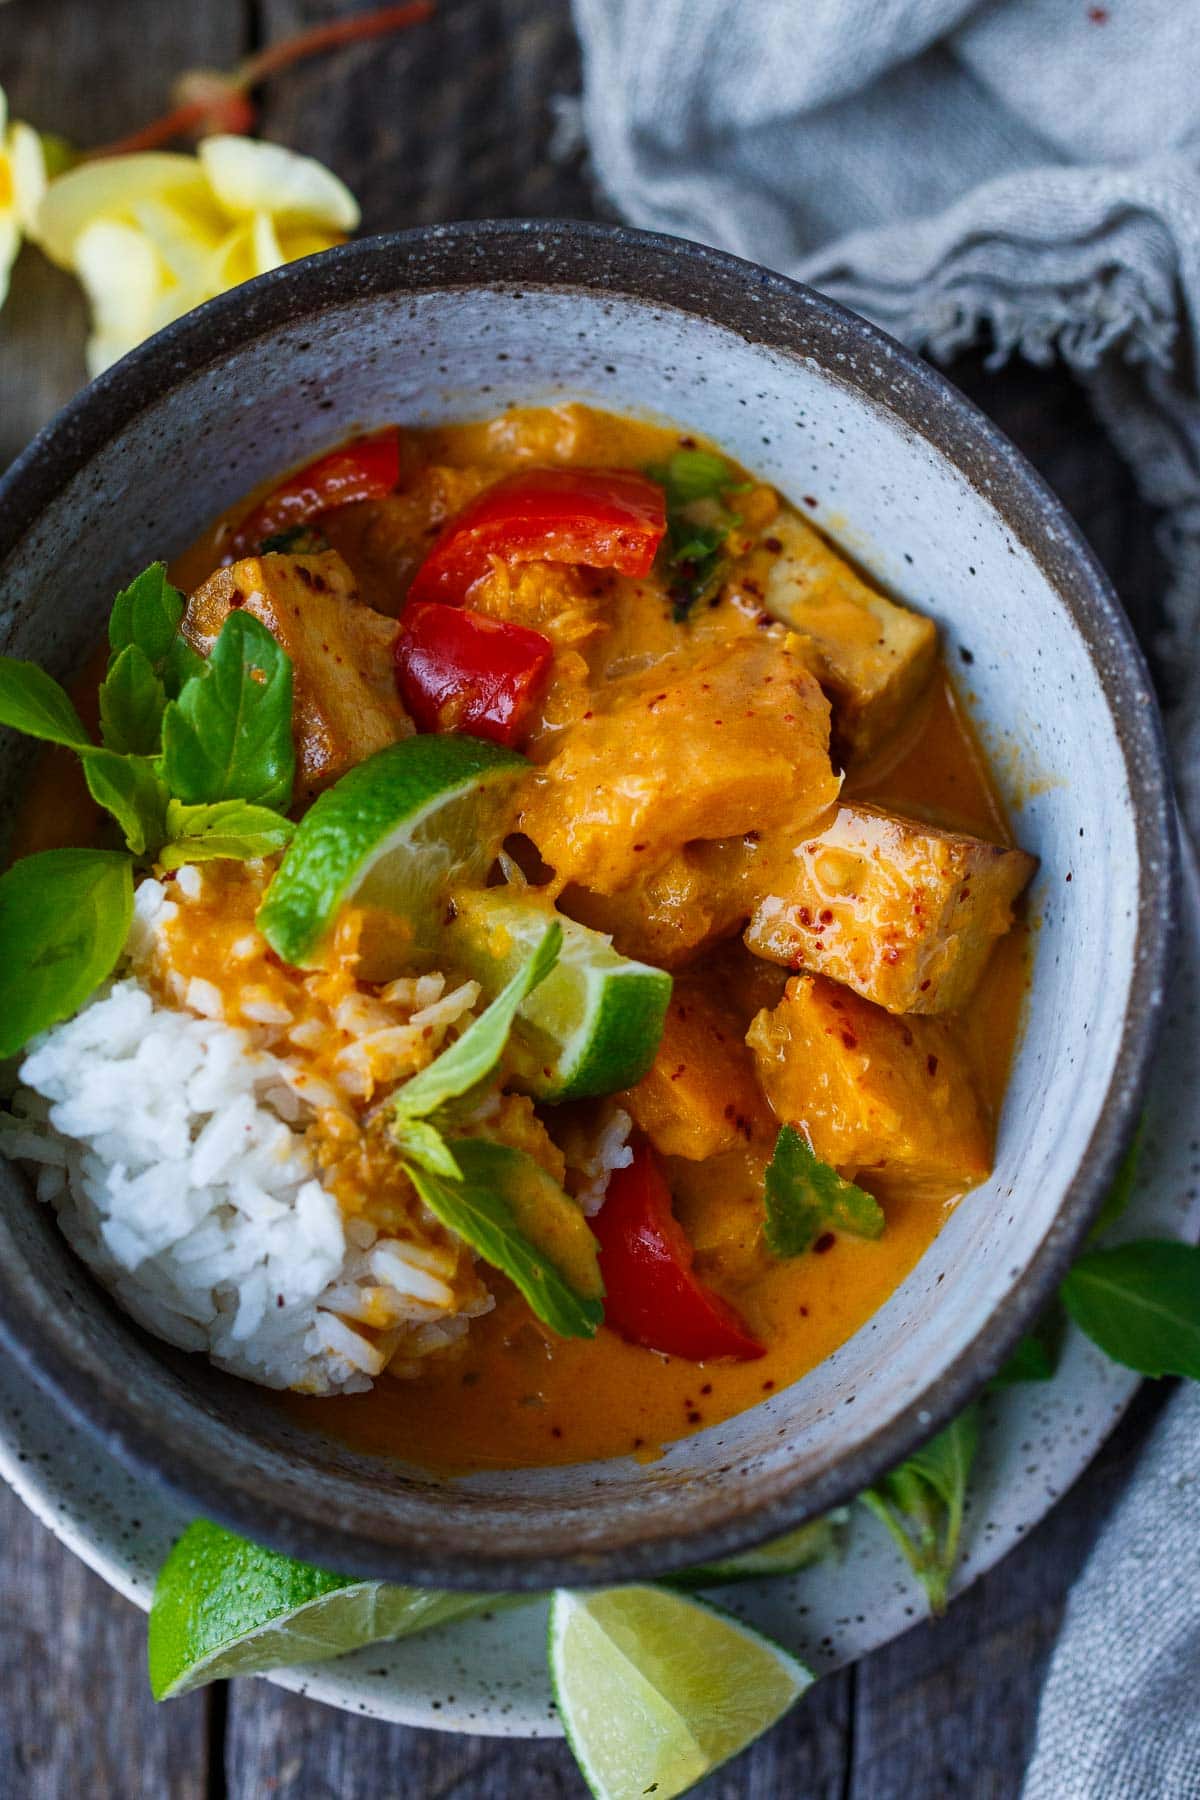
763,1125,884,1259
158,799,295,871
392,1118,463,1180
990,1302,1066,1388
82,750,169,858
0,657,91,748
646,450,732,508
0,849,133,1057
859,1406,979,1616
162,635,205,700
1062,1240,1200,1378
403,1137,603,1339
98,643,167,755
390,923,561,1128
1087,1117,1145,1244
160,611,294,810
108,562,185,666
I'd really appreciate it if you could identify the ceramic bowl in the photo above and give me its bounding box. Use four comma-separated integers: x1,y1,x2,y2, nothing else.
0,221,1176,1588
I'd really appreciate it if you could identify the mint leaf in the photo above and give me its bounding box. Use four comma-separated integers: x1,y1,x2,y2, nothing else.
162,635,205,699
1062,1241,1200,1378
0,849,133,1057
98,643,167,755
403,1137,603,1338
108,562,185,666
390,923,561,1128
860,1406,979,1615
0,657,90,748
763,1125,884,1258
158,799,295,871
82,750,169,857
160,611,294,811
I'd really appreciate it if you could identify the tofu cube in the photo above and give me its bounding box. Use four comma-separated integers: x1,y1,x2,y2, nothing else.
733,510,938,764
184,551,412,804
620,977,777,1161
747,974,992,1201
743,801,1036,1014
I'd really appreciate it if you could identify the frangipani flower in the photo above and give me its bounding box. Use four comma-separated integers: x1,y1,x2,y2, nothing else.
0,85,48,307
34,136,359,376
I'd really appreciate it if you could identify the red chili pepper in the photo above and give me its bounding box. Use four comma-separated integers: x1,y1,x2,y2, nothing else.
592,1144,765,1362
406,467,668,606
231,429,403,555
394,600,554,749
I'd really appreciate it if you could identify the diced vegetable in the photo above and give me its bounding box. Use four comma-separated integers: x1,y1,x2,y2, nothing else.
393,600,553,748
619,976,774,1160
592,1144,764,1361
405,466,667,606
230,430,402,555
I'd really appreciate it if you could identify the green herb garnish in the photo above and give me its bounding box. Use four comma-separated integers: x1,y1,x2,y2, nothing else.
989,1302,1066,1388
860,1406,980,1615
1062,1241,1200,1378
0,850,133,1057
0,564,299,1058
763,1125,884,1258
646,450,743,622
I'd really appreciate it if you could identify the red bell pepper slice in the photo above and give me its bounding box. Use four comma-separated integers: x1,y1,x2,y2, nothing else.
394,600,554,749
406,466,668,606
231,429,403,555
593,1144,765,1362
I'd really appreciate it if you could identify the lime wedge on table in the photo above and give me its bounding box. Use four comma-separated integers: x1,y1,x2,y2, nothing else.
670,1513,844,1588
549,1586,813,1800
148,1520,492,1699
256,735,526,965
449,888,671,1100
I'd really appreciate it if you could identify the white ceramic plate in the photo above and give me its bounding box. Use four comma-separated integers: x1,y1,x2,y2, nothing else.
2,834,1195,1738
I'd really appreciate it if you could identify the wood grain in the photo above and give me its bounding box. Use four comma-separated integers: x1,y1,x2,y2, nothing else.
0,3,1171,1797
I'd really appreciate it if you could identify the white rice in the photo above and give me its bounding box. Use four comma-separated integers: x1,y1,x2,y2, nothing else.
0,865,630,1396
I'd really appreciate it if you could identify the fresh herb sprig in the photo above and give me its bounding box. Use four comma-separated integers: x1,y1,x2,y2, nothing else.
0,563,296,1056
860,1408,980,1616
387,923,604,1339
763,1125,884,1258
646,450,745,622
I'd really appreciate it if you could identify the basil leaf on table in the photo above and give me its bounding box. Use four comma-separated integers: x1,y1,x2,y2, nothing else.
158,799,296,871
160,611,294,810
108,562,186,667
0,657,91,748
0,849,133,1058
403,1137,603,1340
1086,1117,1145,1244
763,1125,884,1258
82,750,170,858
1062,1241,1200,1378
860,1405,980,1615
390,923,562,1132
990,1301,1066,1388
98,643,167,755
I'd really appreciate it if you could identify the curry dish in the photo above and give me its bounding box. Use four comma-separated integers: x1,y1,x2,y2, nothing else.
4,402,1035,1475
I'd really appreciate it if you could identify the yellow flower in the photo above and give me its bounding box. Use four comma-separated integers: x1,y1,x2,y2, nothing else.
0,85,48,307
34,135,359,376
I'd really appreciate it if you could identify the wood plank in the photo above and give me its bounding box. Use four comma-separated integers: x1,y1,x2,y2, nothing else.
0,0,249,463
0,1481,209,1799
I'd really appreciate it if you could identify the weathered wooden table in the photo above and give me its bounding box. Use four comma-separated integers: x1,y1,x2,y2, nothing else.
0,4,1174,1794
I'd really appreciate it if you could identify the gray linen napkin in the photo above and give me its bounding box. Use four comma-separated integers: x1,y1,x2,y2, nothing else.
573,0,1200,823
570,4,1200,1793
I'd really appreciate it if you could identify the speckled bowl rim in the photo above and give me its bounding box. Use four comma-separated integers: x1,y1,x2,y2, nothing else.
0,220,1179,1588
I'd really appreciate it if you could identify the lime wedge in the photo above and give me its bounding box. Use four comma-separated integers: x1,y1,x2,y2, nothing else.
148,1520,494,1699
257,735,527,966
549,1586,813,1800
670,1513,845,1588
448,888,671,1100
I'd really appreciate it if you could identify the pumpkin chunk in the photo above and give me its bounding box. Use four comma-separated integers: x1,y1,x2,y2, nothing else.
519,634,840,895
747,974,992,1202
619,977,776,1163
183,551,411,804
731,510,938,763
744,801,1037,1014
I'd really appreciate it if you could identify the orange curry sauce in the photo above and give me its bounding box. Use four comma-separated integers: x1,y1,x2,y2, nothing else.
16,406,1030,1474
